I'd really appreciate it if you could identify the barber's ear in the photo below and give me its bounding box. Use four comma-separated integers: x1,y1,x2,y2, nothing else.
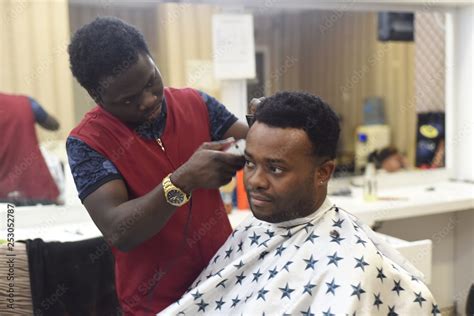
316,160,336,186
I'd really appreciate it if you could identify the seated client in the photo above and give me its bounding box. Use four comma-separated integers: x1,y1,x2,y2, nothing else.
160,91,439,315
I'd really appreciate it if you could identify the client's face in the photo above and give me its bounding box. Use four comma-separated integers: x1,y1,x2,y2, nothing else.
244,122,320,223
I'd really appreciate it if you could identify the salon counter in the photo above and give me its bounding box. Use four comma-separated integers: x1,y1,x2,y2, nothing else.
1,170,472,242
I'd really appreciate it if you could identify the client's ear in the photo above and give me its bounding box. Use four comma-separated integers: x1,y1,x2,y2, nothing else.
316,160,336,186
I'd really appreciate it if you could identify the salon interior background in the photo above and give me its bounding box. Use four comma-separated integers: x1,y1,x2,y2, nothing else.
2,1,473,314
1,0,445,167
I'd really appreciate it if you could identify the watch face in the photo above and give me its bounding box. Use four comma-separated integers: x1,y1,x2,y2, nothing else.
167,189,185,205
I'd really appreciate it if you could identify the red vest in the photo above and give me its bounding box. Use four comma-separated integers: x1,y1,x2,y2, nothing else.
69,88,232,315
0,93,59,201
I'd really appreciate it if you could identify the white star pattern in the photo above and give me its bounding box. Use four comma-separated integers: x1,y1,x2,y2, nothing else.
159,200,439,315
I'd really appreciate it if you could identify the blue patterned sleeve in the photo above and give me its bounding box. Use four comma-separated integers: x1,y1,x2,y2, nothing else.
29,97,48,123
66,137,123,202
198,91,238,141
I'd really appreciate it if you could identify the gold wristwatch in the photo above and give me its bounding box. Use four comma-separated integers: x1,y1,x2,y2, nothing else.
162,173,191,207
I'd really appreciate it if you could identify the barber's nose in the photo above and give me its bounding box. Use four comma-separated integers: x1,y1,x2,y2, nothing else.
139,91,157,112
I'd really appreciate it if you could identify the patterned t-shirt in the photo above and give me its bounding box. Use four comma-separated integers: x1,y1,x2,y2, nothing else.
66,90,237,201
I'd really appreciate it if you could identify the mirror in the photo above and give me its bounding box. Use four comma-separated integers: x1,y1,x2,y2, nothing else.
0,2,447,203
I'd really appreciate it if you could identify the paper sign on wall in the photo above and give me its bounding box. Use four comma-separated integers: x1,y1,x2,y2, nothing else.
212,14,256,80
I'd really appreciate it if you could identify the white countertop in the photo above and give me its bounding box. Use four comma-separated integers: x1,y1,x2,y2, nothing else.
228,169,474,227
228,180,474,227
1,169,473,242
332,180,474,225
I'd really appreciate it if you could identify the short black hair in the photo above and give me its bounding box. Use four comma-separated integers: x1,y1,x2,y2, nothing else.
371,146,399,168
255,91,340,159
68,17,150,96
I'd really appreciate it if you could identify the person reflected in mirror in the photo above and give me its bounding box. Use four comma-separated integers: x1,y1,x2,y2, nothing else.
370,147,408,173
0,92,61,205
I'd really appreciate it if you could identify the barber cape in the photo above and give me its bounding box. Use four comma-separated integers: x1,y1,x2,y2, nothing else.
160,198,439,315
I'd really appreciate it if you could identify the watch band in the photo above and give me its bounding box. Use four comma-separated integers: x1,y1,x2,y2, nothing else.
162,173,191,206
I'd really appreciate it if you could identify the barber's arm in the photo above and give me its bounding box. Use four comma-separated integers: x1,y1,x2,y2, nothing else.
39,114,60,131
222,121,249,140
29,97,60,131
83,140,245,252
199,91,264,142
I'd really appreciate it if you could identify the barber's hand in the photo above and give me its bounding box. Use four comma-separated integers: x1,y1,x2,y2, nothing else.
171,139,245,193
249,97,265,115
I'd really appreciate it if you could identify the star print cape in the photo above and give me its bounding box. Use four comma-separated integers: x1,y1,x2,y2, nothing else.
159,198,439,316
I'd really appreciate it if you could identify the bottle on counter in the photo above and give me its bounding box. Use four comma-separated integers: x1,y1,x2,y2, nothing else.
363,161,378,202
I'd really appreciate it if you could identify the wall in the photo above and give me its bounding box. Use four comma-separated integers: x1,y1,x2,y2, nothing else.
446,6,474,183
155,3,220,97
415,12,446,113
454,209,474,315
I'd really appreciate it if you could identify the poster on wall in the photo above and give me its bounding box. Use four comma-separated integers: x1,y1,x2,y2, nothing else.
212,14,256,80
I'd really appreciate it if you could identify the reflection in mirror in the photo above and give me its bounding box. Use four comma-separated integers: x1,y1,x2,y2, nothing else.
0,2,448,208
246,9,446,177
